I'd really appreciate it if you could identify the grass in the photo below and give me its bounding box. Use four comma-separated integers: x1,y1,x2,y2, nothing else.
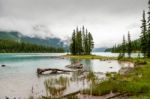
44,76,69,97
82,58,150,98
63,54,116,60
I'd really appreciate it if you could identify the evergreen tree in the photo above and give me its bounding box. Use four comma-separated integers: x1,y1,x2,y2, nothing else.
127,31,132,58
70,30,76,55
85,29,88,54
87,32,94,54
82,26,86,54
122,35,126,57
70,26,94,55
141,10,147,57
76,30,82,55
147,0,150,57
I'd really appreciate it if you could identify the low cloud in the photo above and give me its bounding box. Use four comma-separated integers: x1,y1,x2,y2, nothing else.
0,0,148,47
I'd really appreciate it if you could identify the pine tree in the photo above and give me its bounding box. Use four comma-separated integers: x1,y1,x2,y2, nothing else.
76,30,82,55
70,30,76,55
82,26,86,54
122,35,126,57
85,29,88,55
127,31,132,58
87,32,94,54
147,0,150,57
141,10,147,57
70,26,94,55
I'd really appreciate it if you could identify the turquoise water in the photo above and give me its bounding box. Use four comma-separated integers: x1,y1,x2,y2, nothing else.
0,53,133,98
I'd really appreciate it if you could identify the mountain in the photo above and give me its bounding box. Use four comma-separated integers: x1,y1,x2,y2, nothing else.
0,31,64,48
93,47,108,52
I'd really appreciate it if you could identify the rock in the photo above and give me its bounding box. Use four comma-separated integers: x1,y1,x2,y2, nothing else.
119,67,133,75
1,65,6,67
66,62,83,69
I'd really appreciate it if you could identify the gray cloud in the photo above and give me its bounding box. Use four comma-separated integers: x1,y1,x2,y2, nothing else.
0,0,148,47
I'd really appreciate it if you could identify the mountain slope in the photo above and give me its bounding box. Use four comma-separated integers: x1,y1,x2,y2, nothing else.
93,47,108,52
0,31,64,48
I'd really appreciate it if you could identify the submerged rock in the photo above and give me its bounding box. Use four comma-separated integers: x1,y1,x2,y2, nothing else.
1,65,6,67
66,62,83,69
119,67,133,75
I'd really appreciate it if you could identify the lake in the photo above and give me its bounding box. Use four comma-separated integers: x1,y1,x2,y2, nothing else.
0,52,134,98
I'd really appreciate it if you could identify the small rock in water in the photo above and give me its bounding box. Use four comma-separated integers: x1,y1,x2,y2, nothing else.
5,96,9,99
1,65,6,67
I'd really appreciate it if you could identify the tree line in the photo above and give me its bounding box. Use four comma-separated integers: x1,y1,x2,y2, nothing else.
114,32,132,58
106,0,150,58
0,39,64,53
70,26,94,55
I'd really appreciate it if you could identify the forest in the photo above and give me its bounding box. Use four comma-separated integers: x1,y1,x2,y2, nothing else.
106,8,150,58
0,39,64,53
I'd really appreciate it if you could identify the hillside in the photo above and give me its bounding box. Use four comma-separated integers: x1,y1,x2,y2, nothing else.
93,47,108,52
0,31,64,48
0,39,64,53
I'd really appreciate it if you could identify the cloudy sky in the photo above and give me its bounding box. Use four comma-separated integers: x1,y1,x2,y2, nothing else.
0,0,148,48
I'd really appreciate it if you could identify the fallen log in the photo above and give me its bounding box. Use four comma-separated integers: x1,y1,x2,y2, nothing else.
60,90,80,98
37,68,74,74
107,92,128,99
42,90,80,99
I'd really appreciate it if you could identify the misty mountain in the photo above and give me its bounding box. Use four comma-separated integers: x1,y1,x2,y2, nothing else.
0,31,64,48
93,47,108,52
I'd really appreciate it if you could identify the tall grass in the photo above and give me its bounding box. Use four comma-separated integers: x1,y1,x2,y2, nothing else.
82,58,150,97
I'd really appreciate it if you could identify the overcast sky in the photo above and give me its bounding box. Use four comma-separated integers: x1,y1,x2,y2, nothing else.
0,0,148,48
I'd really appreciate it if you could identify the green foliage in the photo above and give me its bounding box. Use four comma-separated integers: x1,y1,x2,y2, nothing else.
141,11,148,57
70,26,94,55
128,32,132,58
82,58,150,97
0,39,64,53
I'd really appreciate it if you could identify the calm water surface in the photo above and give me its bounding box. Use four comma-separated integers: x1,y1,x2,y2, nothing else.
0,53,134,98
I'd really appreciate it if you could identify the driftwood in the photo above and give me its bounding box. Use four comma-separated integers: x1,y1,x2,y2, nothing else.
107,92,128,99
66,62,83,69
37,68,74,74
42,90,80,99
60,90,80,98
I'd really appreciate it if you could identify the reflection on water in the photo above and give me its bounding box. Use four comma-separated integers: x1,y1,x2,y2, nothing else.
0,53,134,98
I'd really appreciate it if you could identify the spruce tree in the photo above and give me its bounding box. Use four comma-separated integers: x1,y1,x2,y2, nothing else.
70,26,94,55
85,29,88,54
147,0,150,57
82,26,86,54
76,30,82,55
88,32,94,54
127,31,132,58
70,30,76,55
141,10,147,57
122,35,126,57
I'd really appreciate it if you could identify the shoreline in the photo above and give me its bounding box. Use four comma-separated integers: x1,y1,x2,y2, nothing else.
79,58,150,98
63,54,117,60
62,54,150,98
